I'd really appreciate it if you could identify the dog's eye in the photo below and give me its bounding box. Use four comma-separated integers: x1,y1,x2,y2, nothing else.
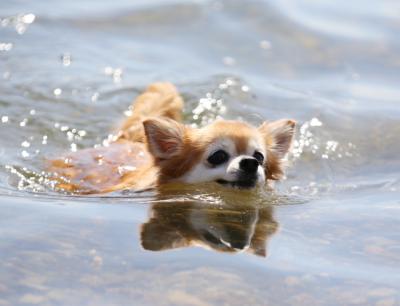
253,151,264,165
207,150,229,166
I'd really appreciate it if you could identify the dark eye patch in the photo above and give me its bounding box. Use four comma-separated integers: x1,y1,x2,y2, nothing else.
253,151,264,165
207,150,229,166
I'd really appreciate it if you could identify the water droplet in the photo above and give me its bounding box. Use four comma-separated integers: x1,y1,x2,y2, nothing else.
53,88,62,96
61,53,72,67
29,109,36,115
1,116,9,123
70,143,77,152
241,85,250,92
226,79,235,86
124,110,133,117
1,18,10,27
310,117,322,127
118,165,137,175
67,131,74,141
16,23,26,35
104,66,113,75
22,14,35,24
21,150,30,158
326,140,338,152
104,66,123,82
91,92,99,102
0,43,13,51
21,141,30,148
113,68,123,83
218,83,228,90
19,119,28,127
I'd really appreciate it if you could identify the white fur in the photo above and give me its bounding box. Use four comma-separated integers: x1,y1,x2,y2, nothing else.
190,204,260,251
181,136,266,186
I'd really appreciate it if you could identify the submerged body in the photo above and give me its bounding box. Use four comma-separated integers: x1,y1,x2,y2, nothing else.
49,82,296,194
50,141,155,193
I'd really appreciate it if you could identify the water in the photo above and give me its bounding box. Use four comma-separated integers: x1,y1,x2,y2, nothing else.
1,0,400,305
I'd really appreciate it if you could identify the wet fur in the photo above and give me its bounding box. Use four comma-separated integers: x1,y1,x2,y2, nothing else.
141,199,278,256
48,82,295,194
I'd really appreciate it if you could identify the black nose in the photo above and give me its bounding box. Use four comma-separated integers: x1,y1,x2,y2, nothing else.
239,158,259,173
230,240,249,250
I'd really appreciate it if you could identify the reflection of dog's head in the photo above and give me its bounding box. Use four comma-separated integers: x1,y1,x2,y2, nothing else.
143,118,295,189
140,201,278,256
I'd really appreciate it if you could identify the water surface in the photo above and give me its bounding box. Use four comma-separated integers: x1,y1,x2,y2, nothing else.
1,0,400,305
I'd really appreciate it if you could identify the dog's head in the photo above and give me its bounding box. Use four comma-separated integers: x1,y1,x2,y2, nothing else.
143,117,296,188
141,201,278,256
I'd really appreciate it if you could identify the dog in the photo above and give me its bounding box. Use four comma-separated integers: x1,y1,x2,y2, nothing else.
49,82,296,194
141,198,278,256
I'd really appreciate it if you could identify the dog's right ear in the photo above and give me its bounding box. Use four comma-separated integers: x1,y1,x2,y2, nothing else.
141,221,188,251
143,118,184,159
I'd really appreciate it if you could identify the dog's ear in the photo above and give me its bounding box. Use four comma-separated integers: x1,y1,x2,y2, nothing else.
259,119,296,159
143,118,184,159
140,221,188,251
249,206,279,257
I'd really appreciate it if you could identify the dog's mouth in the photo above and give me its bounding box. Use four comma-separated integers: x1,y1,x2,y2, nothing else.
216,178,257,189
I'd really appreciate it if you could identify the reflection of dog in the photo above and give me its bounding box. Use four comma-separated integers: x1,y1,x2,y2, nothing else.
49,82,295,194
141,200,278,256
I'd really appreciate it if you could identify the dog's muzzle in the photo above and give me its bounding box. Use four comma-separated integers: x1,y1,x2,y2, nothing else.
216,175,258,188
239,157,259,174
216,157,261,189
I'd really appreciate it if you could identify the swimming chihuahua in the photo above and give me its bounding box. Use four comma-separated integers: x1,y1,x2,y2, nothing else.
49,82,296,194
141,199,278,256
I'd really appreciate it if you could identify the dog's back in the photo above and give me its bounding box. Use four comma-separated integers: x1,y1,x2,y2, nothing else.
48,82,184,193
117,82,184,142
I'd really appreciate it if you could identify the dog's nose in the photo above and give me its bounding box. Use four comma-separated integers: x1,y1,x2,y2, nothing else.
239,158,259,173
230,240,249,250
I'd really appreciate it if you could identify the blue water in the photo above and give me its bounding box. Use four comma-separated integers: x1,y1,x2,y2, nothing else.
1,0,400,305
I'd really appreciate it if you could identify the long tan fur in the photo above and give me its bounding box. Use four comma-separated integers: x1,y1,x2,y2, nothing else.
48,82,183,193
48,82,295,194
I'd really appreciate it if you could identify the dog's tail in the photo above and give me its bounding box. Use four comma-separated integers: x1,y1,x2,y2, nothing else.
117,82,184,143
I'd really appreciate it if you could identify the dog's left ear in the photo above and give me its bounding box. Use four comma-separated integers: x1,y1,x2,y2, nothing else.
143,117,184,159
259,119,296,158
141,221,188,251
